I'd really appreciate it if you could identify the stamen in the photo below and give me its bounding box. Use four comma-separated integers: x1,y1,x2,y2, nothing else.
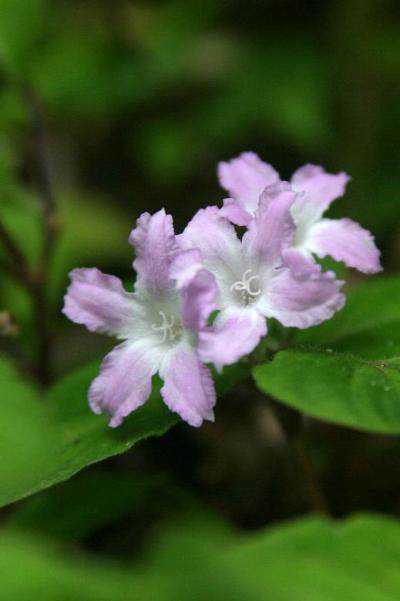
152,311,177,342
230,269,261,304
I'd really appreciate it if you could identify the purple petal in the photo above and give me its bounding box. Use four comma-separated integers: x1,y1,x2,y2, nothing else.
220,197,253,227
129,209,179,297
170,248,203,289
218,152,279,216
307,218,382,274
260,252,345,328
242,182,296,267
198,309,267,370
63,268,135,337
291,165,350,225
180,269,219,333
179,206,243,279
160,345,216,427
89,342,158,427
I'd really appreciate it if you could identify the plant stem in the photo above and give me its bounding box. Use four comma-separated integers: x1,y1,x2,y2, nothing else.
24,88,58,387
271,401,331,517
0,89,58,387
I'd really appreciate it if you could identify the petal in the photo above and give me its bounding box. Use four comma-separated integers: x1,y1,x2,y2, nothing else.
220,197,253,227
179,206,244,301
129,209,179,297
169,248,204,289
260,251,345,328
291,164,350,225
242,182,296,267
160,345,216,427
198,309,267,370
89,341,158,427
180,268,219,333
307,218,382,274
218,151,279,215
63,268,136,337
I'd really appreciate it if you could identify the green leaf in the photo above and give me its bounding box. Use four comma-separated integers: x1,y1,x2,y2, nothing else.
0,357,176,508
230,513,400,600
253,349,400,433
0,359,55,504
8,471,168,543
295,276,400,360
0,357,248,508
3,513,400,600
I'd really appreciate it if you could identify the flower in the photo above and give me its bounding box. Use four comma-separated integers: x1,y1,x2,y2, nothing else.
218,152,381,274
63,209,219,428
179,183,345,371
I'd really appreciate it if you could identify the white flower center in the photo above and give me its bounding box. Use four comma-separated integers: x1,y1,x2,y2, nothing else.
230,269,261,306
152,311,181,343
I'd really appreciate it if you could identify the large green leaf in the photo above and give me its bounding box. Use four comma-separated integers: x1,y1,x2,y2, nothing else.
296,276,400,360
2,513,400,600
0,358,177,508
253,349,400,433
230,513,400,601
0,356,248,508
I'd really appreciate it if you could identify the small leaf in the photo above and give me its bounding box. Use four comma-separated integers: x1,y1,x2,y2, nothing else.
253,349,400,433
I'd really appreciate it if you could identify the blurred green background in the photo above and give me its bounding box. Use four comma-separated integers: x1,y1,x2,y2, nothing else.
0,0,399,599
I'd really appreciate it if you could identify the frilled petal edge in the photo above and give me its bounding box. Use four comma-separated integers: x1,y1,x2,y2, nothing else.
62,268,136,338
89,341,158,427
260,251,345,329
307,218,382,274
160,344,216,427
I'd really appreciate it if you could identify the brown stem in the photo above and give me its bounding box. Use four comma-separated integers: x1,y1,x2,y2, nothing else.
271,401,331,517
24,88,58,387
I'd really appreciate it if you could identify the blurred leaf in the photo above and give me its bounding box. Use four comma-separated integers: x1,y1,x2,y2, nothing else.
0,0,45,77
229,513,400,600
253,350,400,433
3,513,400,600
8,471,168,543
0,359,248,508
296,276,400,359
0,357,54,504
0,531,143,601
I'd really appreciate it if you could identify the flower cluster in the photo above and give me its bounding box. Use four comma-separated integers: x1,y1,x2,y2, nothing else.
63,152,381,428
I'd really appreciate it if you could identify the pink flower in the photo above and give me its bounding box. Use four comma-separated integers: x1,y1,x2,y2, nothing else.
179,183,345,371
63,210,218,428
218,152,381,274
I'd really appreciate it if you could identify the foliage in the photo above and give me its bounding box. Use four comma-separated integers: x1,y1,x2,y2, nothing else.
2,511,400,600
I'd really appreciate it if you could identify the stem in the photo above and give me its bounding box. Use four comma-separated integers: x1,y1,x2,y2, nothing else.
0,90,58,387
271,401,331,516
24,88,58,387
